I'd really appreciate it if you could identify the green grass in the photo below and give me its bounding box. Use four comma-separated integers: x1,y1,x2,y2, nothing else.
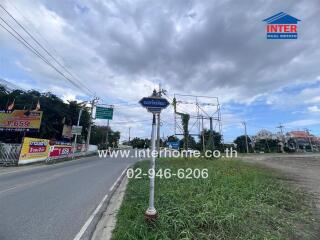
112,158,318,240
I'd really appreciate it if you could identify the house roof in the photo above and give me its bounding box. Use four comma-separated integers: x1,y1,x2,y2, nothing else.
288,131,309,138
263,12,300,24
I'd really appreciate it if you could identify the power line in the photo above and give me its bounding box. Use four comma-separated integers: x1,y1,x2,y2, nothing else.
109,119,150,124
5,1,95,97
0,19,90,96
0,4,94,96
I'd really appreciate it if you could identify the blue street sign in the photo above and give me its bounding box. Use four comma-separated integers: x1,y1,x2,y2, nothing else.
139,97,170,113
166,141,180,149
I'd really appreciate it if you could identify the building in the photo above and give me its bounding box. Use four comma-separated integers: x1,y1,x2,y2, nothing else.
286,131,319,151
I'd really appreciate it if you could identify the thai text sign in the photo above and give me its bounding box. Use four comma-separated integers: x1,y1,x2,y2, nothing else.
19,137,50,164
0,110,43,132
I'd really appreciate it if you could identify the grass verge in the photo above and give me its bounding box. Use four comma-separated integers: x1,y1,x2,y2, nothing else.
112,158,318,240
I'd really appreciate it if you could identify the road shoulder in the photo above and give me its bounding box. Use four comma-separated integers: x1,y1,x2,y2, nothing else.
91,176,128,240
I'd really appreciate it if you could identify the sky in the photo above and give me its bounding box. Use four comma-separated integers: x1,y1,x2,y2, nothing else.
1,0,320,143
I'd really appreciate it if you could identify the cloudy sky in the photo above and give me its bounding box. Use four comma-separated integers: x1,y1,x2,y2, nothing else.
1,0,320,142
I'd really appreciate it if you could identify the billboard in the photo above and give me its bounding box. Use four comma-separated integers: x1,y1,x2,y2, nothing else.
0,110,43,132
19,137,50,164
49,142,73,158
62,125,72,139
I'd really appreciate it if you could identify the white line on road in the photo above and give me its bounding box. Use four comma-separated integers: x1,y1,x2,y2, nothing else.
109,165,129,192
0,156,98,177
73,165,130,240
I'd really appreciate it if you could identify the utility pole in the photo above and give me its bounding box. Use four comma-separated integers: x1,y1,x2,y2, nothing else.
86,97,98,151
305,129,314,152
105,119,110,146
277,123,285,153
128,127,131,144
209,117,214,151
202,116,205,152
277,123,285,135
242,121,249,154
73,108,83,159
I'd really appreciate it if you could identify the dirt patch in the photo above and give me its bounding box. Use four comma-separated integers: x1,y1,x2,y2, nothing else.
240,154,320,238
240,154,320,213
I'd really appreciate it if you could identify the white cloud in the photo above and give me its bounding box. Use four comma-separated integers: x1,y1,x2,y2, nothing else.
308,105,320,113
285,119,320,128
1,0,320,141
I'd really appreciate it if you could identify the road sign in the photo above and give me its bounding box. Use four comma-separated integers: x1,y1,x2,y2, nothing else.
71,125,82,135
139,97,170,113
95,106,113,120
166,141,180,150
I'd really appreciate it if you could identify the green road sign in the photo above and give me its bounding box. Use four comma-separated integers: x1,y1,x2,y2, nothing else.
95,106,113,120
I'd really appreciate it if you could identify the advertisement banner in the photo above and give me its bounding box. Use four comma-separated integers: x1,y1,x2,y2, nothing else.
62,125,72,139
49,142,73,158
19,137,50,164
75,144,86,153
0,110,43,132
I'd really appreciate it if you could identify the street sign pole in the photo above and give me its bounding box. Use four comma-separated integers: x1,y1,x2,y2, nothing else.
145,113,157,220
139,91,170,222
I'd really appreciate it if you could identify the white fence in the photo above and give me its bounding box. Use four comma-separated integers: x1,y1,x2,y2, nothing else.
0,143,98,166
0,143,21,166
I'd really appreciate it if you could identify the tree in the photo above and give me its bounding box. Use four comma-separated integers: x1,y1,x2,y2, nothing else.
90,125,120,148
0,87,91,143
130,137,150,149
254,139,279,153
167,135,178,142
234,135,253,153
180,135,197,150
200,129,223,151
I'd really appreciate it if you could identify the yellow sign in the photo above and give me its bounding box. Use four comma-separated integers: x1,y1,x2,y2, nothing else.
0,110,43,131
19,137,50,164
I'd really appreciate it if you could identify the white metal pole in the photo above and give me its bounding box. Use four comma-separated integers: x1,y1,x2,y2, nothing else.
86,98,97,151
145,113,157,219
73,109,82,159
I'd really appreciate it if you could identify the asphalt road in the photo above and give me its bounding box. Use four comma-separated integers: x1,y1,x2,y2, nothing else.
0,154,139,240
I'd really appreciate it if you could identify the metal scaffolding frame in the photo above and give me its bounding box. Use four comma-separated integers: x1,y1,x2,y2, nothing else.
173,94,223,143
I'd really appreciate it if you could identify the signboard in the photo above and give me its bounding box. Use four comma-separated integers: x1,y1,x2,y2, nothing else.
49,142,73,158
166,141,180,150
72,125,83,135
19,137,50,164
95,107,113,120
139,97,170,113
0,110,43,132
62,125,72,139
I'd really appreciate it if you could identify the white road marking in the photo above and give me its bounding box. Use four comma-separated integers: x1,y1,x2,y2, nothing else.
0,156,96,177
73,165,130,240
109,165,130,192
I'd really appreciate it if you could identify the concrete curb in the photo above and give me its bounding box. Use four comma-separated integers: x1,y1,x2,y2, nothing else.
91,176,128,240
76,165,129,240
